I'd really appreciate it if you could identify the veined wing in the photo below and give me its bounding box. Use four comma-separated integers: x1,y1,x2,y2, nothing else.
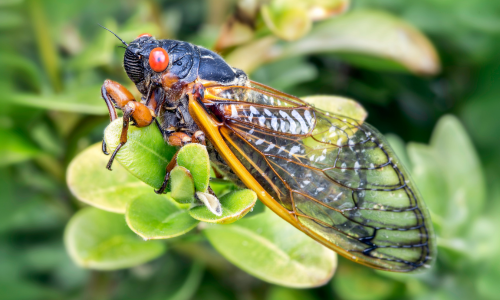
203,81,435,272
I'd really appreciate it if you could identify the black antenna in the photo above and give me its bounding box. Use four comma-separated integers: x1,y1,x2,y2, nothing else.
98,24,128,47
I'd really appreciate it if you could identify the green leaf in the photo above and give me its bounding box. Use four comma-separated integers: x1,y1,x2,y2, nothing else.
125,193,199,240
0,129,40,167
302,95,367,150
430,115,485,224
407,143,448,219
302,95,367,122
261,0,349,41
67,143,152,213
64,207,165,270
385,133,411,170
261,3,312,41
465,217,500,261
176,143,211,193
169,166,196,204
189,190,257,224
104,118,177,190
332,261,401,300
7,85,109,115
204,209,336,287
407,115,486,238
278,10,440,75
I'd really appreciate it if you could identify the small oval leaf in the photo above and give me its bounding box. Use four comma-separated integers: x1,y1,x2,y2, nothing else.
170,166,196,204
176,143,211,193
104,118,177,190
126,193,199,240
302,95,367,122
67,143,151,213
430,115,486,225
302,95,367,150
190,190,257,224
279,10,440,75
64,207,165,270
204,209,336,287
262,4,312,41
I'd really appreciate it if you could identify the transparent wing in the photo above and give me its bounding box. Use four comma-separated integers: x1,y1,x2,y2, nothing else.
204,81,435,272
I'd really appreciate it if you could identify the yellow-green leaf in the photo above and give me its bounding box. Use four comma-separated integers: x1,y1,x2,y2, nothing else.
64,207,165,270
126,194,198,240
67,143,151,213
176,143,211,193
170,166,196,204
104,118,177,190
279,10,440,75
204,209,336,287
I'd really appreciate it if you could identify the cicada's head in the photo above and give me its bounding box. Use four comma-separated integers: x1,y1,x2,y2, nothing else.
123,34,200,96
99,26,200,97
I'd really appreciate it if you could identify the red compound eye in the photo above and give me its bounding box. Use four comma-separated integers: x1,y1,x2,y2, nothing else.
148,47,169,72
137,33,152,38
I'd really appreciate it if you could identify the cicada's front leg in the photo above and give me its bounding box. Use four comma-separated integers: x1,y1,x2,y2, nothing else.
101,79,154,170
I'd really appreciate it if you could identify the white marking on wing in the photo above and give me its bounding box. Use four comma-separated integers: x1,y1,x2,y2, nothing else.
271,114,278,131
258,115,266,126
279,110,296,134
264,143,275,152
250,106,259,115
292,110,308,134
230,105,238,118
304,110,313,127
289,145,300,157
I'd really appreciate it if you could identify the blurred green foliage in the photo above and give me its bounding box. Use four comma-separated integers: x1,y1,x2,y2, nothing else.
1,0,499,299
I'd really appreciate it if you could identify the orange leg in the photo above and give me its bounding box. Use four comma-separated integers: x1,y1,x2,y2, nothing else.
101,79,154,170
167,132,192,147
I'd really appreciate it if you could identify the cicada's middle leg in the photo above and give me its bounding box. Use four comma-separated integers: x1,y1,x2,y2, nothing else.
154,82,207,194
101,79,154,170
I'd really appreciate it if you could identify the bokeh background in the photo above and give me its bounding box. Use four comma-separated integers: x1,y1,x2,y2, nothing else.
1,0,500,299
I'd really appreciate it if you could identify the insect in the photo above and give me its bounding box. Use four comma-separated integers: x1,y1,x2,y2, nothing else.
100,27,435,273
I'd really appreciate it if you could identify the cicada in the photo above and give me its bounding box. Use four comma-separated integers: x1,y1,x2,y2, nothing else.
100,28,435,272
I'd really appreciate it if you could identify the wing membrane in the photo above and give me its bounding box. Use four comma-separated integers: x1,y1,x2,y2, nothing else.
204,81,435,272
